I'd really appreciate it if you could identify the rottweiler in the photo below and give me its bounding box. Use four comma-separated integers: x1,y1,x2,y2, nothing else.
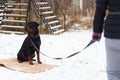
17,21,42,65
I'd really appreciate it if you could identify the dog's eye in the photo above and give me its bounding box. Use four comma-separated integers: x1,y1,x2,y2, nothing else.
29,30,34,34
30,31,34,34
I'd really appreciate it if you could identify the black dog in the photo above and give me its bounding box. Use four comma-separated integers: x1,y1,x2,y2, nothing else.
17,21,42,65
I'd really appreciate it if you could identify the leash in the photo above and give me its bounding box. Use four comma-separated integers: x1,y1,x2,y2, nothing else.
30,39,95,60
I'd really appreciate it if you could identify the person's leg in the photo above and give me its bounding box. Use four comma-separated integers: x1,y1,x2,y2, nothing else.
105,38,120,80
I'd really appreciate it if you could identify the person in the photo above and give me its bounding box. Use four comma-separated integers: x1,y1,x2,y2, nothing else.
92,0,120,80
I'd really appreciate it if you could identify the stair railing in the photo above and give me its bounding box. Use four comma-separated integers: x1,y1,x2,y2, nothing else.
0,0,7,26
44,0,66,31
31,0,54,33
0,0,7,9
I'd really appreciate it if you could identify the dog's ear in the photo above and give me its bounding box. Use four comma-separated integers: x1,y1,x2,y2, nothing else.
26,21,40,35
34,22,39,28
33,22,39,35
26,21,39,28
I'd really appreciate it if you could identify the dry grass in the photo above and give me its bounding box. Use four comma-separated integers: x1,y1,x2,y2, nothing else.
65,13,93,31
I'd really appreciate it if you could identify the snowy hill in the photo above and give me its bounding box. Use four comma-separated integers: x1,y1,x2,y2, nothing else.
0,30,107,80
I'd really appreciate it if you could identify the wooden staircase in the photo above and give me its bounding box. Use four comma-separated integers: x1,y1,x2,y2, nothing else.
0,0,65,34
0,0,7,25
0,0,28,34
31,0,65,34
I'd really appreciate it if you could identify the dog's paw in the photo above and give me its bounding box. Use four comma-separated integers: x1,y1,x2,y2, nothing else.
29,63,34,65
38,61,42,64
29,62,34,65
18,60,23,63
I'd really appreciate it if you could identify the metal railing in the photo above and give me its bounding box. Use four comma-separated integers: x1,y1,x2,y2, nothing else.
32,0,66,31
0,0,7,9
31,0,53,33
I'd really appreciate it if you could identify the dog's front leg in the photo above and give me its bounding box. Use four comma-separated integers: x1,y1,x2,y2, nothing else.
37,53,42,64
28,56,33,65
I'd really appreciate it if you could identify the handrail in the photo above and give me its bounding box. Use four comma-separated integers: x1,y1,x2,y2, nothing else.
31,0,53,33
0,0,7,9
41,0,66,30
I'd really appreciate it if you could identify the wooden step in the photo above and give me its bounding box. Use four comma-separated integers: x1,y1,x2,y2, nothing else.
0,10,4,13
2,19,26,23
6,5,14,8
5,8,27,11
51,25,62,29
36,2,48,5
7,1,16,3
0,18,2,21
53,29,64,34
0,14,26,17
1,4,14,8
45,16,56,19
39,6,50,10
48,20,59,25
1,25,24,28
5,3,28,6
0,6,5,8
0,30,24,35
41,11,53,15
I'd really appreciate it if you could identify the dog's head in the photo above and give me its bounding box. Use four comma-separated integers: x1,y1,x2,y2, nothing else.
26,21,39,38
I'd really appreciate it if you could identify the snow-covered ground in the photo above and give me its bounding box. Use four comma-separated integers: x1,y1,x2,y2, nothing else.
0,30,107,80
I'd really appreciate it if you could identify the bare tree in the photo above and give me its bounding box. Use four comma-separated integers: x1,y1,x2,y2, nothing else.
83,0,95,16
47,0,72,15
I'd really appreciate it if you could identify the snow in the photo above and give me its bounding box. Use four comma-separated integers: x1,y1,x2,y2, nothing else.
0,30,107,80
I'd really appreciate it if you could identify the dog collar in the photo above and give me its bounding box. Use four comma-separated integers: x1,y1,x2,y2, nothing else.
29,34,39,38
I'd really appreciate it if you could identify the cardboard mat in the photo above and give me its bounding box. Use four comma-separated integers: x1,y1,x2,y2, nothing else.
0,58,56,73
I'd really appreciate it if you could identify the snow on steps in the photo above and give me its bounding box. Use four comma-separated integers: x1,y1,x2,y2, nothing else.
36,2,48,5
1,25,24,29
2,19,26,23
0,30,24,35
53,29,64,34
0,14,26,17
45,16,56,19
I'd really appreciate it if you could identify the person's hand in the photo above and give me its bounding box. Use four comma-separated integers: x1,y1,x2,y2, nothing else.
92,32,102,41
